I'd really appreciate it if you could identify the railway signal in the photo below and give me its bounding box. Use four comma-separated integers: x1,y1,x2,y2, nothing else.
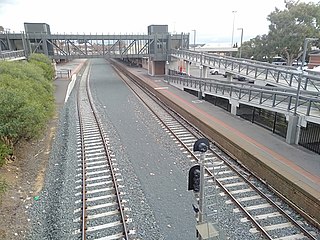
188,165,200,192
189,138,222,240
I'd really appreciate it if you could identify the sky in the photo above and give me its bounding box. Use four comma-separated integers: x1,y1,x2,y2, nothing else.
0,0,319,44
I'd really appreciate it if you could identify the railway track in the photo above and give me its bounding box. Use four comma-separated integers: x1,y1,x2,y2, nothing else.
73,63,134,239
112,62,319,240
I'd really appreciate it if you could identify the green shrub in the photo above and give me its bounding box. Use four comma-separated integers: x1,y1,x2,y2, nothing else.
28,53,55,80
0,55,55,164
0,75,54,142
28,53,52,65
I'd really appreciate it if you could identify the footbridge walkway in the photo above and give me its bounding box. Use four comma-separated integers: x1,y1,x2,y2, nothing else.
170,49,320,92
165,75,320,124
168,49,320,146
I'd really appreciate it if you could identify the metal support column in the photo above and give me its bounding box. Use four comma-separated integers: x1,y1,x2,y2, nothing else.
198,65,203,100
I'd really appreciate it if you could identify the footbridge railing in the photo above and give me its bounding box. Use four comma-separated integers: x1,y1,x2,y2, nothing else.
0,50,26,61
170,49,320,93
165,75,320,123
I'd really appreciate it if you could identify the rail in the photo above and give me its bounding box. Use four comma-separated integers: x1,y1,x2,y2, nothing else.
77,63,130,239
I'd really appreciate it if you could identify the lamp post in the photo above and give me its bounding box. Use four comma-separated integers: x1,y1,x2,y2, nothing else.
192,29,196,51
300,37,318,71
294,37,318,115
231,10,237,47
237,28,243,58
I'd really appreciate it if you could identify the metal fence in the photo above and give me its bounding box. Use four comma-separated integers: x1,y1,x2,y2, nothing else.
299,122,320,154
237,104,288,138
0,50,26,61
56,69,72,79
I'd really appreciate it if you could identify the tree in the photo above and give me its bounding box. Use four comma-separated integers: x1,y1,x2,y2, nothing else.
240,1,320,65
267,1,320,65
241,34,273,62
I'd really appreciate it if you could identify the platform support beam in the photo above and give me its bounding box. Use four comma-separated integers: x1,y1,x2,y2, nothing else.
185,60,191,76
148,60,166,76
202,66,208,78
286,115,299,144
224,72,233,81
229,99,239,115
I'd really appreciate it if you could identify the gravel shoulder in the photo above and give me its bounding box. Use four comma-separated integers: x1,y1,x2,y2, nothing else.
0,113,59,240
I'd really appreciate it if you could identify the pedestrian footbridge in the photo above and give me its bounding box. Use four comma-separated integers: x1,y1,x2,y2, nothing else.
1,23,319,149
170,49,320,93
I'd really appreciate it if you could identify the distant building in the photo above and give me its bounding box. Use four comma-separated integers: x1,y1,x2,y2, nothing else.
190,42,238,55
24,22,51,34
308,52,320,69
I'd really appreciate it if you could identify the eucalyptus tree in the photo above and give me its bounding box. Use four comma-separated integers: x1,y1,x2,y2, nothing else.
241,34,273,62
240,0,320,65
267,0,320,65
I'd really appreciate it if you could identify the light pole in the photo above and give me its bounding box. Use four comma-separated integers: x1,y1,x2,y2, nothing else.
237,28,243,58
231,11,237,47
294,37,318,115
300,37,318,71
192,29,196,51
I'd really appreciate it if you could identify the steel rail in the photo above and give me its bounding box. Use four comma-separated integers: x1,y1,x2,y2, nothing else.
204,154,317,240
85,64,130,239
77,65,89,240
77,63,129,239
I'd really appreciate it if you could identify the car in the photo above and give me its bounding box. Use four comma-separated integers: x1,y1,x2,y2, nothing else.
209,68,219,75
309,65,320,72
307,65,320,76
233,75,246,81
272,56,286,65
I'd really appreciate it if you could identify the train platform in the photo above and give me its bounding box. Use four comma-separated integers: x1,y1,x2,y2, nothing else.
127,66,320,178
54,59,87,107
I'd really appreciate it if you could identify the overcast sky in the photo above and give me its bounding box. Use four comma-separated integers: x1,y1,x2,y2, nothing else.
0,0,318,44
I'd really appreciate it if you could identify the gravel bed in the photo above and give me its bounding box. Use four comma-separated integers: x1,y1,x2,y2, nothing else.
89,60,263,239
25,59,319,240
28,78,79,240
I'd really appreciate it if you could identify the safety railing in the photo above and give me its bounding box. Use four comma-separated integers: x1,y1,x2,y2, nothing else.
170,49,320,93
0,50,26,61
165,75,320,121
56,69,72,79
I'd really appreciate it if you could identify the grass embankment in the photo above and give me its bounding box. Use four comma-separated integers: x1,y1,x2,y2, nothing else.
0,53,55,195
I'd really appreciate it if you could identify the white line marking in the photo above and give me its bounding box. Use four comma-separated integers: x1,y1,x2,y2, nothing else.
154,87,168,90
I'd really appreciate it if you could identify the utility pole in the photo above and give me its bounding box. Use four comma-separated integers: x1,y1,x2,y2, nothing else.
231,11,237,47
192,29,196,51
237,28,243,58
294,37,318,115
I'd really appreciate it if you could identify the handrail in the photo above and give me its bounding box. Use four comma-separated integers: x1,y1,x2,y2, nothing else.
171,49,320,92
165,75,320,120
0,50,26,61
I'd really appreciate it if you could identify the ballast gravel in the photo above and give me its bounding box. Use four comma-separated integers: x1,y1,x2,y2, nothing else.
26,58,292,240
